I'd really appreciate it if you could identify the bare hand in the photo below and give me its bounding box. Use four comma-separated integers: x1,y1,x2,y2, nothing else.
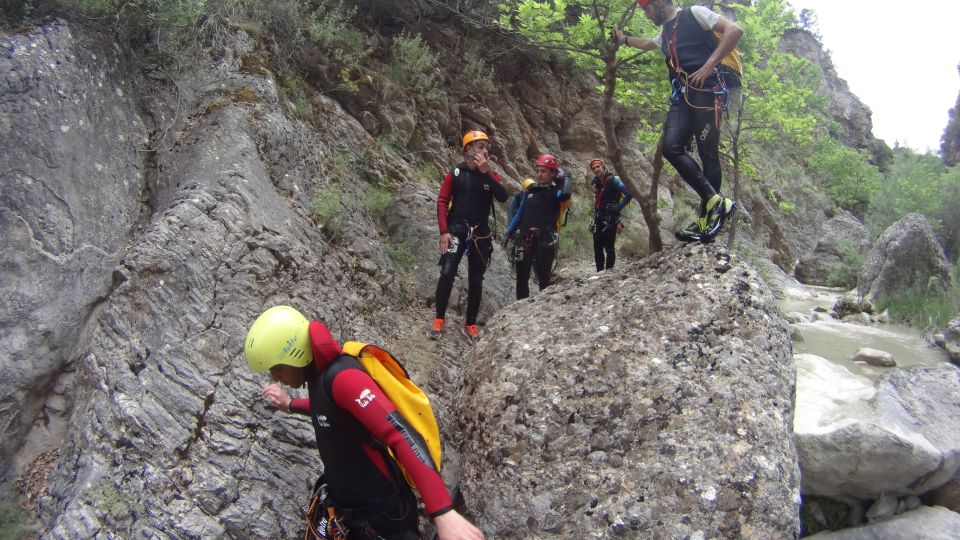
689,64,714,88
434,510,485,540
614,28,624,44
475,150,491,174
439,232,452,255
261,383,291,411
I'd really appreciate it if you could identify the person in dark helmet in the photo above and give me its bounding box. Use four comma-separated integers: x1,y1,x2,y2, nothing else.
246,306,485,540
616,0,741,242
588,159,632,271
503,154,572,300
430,130,508,345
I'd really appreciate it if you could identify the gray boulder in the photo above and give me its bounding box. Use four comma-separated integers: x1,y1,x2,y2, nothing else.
858,214,952,304
807,505,960,540
0,21,147,471
457,245,801,538
795,355,960,501
942,315,960,365
794,211,871,286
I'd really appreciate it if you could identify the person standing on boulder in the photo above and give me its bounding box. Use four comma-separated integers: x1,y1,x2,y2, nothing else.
616,0,741,242
429,130,508,345
503,154,572,299
245,306,485,540
589,158,632,271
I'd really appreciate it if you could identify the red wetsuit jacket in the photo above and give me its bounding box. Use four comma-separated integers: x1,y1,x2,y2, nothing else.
289,322,453,518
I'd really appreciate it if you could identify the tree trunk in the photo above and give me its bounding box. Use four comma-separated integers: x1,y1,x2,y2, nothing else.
599,55,663,252
726,93,747,250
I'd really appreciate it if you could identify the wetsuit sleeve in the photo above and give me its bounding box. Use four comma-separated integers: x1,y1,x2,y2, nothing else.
504,195,526,238
437,171,454,234
613,177,633,212
289,398,310,415
486,171,508,202
330,369,453,517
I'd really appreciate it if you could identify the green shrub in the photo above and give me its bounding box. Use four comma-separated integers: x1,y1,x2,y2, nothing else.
875,274,959,332
825,240,865,288
312,185,345,242
806,138,880,216
385,240,417,274
0,482,34,540
387,33,443,101
365,187,393,229
461,45,496,95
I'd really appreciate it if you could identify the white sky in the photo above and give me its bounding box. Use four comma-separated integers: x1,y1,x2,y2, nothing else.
787,0,960,154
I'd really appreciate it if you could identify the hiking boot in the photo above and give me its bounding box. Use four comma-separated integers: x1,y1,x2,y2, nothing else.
461,324,479,345
675,216,707,243
702,194,732,240
427,318,444,340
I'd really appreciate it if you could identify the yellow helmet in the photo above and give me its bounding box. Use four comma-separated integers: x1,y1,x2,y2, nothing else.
521,178,535,190
462,130,489,150
244,306,313,373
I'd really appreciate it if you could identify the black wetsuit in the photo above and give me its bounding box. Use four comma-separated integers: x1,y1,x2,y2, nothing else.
591,172,632,271
505,173,572,299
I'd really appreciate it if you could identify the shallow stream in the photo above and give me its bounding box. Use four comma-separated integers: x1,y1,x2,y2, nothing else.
778,285,950,378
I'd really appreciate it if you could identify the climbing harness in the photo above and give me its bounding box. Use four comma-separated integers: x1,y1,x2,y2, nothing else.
304,482,349,540
454,222,493,314
667,8,732,130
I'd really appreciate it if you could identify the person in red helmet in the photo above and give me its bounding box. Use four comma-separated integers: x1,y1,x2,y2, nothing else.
430,130,508,345
503,154,572,299
245,306,485,540
616,0,741,242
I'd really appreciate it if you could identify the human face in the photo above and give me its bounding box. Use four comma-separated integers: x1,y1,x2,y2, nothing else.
270,364,306,388
590,162,606,176
535,166,553,184
466,140,490,159
644,0,669,26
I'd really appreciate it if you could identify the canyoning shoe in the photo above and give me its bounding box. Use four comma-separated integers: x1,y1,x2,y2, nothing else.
701,194,732,240
428,318,444,340
675,216,707,243
461,324,479,345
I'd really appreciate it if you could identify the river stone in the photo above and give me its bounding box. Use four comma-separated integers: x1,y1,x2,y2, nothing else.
458,244,801,539
794,211,871,286
943,315,960,365
806,505,960,539
864,493,898,522
858,214,952,305
795,356,960,501
852,348,895,367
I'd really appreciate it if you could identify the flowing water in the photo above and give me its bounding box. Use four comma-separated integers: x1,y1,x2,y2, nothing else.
777,285,950,378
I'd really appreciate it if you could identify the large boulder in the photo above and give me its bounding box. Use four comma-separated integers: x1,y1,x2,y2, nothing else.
806,505,960,540
795,355,960,501
457,245,801,538
794,211,871,286
858,213,952,304
942,315,960,365
0,21,147,471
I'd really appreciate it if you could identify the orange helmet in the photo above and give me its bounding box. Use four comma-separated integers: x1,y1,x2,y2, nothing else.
462,130,489,150
535,154,559,172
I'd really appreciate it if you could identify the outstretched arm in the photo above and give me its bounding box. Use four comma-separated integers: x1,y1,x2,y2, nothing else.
614,28,658,51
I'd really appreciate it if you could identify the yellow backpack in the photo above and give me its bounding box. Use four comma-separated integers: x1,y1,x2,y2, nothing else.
341,341,442,486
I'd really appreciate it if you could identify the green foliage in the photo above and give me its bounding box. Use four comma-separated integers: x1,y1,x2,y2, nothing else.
385,240,417,274
302,1,371,73
557,201,595,261
875,273,959,331
800,495,851,536
461,44,497,95
365,186,393,229
806,138,880,215
866,147,957,237
0,482,34,540
825,240,865,288
387,33,444,102
312,185,346,242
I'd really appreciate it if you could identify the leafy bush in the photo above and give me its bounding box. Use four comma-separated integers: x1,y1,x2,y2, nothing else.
874,263,959,331
825,240,865,288
387,33,444,101
312,185,345,242
365,186,393,229
806,138,880,216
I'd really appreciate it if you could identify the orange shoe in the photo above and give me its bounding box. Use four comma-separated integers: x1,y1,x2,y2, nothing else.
461,324,479,345
427,318,444,340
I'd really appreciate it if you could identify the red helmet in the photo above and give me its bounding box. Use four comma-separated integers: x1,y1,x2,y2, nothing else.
637,0,652,7
535,154,559,172
589,158,605,169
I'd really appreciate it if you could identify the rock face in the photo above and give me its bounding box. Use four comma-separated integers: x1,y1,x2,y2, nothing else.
794,211,871,286
795,355,960,501
457,246,801,539
779,29,890,168
858,213,952,304
0,21,147,469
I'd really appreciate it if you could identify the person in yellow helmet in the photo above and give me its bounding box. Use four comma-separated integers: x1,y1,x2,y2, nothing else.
429,130,508,345
245,306,485,540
